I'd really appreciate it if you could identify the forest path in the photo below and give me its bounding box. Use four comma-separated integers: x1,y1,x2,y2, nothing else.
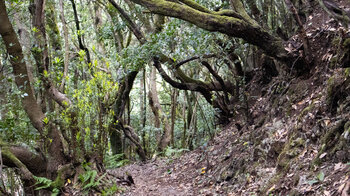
109,129,236,196
110,159,195,196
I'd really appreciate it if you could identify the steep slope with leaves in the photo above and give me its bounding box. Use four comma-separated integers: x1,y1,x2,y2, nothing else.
109,1,350,195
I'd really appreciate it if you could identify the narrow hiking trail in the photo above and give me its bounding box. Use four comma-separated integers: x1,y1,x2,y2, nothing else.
111,159,196,195
109,127,240,196
109,60,350,195
108,2,350,195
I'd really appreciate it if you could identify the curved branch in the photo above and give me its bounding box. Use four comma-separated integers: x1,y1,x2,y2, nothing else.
175,54,216,69
1,142,46,177
153,58,213,104
178,0,212,13
201,61,228,92
70,0,91,64
2,149,34,181
0,0,45,133
108,0,146,44
46,81,72,108
122,125,147,161
130,0,290,61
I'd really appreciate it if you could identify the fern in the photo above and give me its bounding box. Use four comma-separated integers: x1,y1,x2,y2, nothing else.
101,184,123,195
33,176,59,196
79,165,106,190
104,153,130,169
33,176,53,190
164,146,189,157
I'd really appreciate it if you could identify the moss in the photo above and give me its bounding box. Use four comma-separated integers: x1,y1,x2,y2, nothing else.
329,121,349,155
285,101,292,117
297,101,315,121
262,141,302,194
330,56,340,67
343,38,350,48
277,133,302,169
326,75,338,110
345,68,350,78
332,36,342,46
51,163,74,189
45,0,62,50
312,120,346,167
2,147,34,180
291,137,305,147
345,121,350,131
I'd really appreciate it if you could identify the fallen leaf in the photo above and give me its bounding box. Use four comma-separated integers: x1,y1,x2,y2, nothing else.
287,173,294,178
324,119,331,126
334,162,344,171
324,190,331,196
319,152,327,159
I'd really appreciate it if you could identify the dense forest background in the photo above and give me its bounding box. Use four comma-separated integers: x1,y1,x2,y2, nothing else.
0,0,349,195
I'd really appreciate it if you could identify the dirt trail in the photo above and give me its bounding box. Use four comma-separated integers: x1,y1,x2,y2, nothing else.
109,2,350,194
110,128,237,196
110,159,195,196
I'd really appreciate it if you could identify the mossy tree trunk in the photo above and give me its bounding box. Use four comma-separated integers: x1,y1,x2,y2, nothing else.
129,0,292,62
0,0,69,192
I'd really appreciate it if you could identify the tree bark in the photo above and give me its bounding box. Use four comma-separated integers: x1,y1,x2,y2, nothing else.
148,67,172,151
59,0,70,91
140,68,147,151
0,0,45,134
0,0,67,185
170,89,178,146
70,0,91,64
129,0,291,61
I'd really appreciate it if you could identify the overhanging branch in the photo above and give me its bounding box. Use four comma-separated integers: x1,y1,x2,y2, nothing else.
175,54,216,69
130,0,291,62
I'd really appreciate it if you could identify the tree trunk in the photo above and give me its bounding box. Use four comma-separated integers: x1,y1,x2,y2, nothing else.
140,68,147,151
148,67,172,151
170,89,178,146
0,0,67,187
59,0,69,91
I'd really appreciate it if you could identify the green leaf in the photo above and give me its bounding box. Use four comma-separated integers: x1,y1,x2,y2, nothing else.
307,179,319,185
317,171,325,181
32,27,39,32
76,131,81,141
43,70,49,78
52,188,60,196
43,117,49,124
33,176,53,190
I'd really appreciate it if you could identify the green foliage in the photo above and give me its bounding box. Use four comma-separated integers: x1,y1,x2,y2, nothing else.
79,164,105,191
79,168,97,189
104,153,130,169
164,146,189,158
33,176,52,189
307,171,325,185
61,65,119,151
101,184,122,196
0,75,37,145
33,176,59,196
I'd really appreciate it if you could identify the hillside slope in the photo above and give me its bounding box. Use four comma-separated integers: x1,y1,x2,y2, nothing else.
111,1,350,195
